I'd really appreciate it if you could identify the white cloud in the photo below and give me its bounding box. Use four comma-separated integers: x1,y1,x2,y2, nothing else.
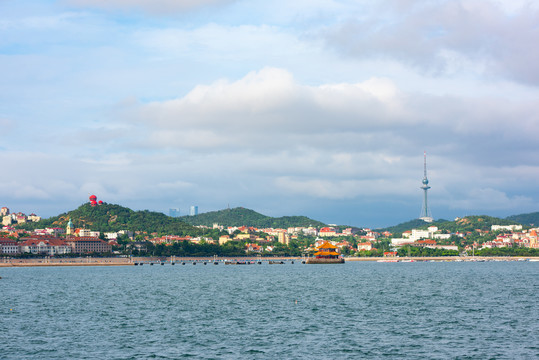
130,67,538,156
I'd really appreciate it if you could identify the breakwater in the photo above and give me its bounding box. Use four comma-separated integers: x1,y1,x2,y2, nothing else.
1,256,537,267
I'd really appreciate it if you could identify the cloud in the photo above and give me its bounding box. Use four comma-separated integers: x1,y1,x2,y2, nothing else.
275,176,415,200
106,67,539,218
65,0,236,14
448,188,534,211
325,0,539,85
130,67,538,160
136,67,406,141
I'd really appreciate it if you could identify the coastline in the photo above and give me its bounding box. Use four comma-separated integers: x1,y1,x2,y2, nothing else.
1,255,538,267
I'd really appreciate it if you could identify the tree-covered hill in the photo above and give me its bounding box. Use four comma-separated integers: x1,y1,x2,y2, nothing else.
376,218,435,234
180,207,326,228
505,211,539,226
377,215,522,234
435,215,521,232
19,203,200,235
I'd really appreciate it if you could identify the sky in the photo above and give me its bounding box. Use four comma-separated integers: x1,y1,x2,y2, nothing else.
1,0,539,228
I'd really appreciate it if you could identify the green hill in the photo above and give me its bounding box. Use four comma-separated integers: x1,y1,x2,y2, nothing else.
436,215,521,232
378,215,522,235
376,218,436,234
180,207,326,228
505,211,539,226
20,203,200,235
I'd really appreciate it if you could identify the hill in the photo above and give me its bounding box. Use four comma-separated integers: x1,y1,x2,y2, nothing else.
505,211,539,226
20,203,200,235
180,207,326,228
377,215,522,235
375,218,436,234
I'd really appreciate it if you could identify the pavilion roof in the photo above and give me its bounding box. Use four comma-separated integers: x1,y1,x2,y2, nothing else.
314,251,340,256
317,241,337,250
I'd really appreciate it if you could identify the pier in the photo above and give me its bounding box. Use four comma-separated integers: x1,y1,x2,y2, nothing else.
1,256,537,267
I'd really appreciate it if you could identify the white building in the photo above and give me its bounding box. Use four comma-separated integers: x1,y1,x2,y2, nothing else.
0,238,19,254
19,238,72,256
491,225,523,232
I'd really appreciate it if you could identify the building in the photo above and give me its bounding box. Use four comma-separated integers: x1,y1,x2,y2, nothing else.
169,208,180,217
189,206,198,216
357,242,373,251
245,243,262,253
2,215,12,226
219,235,231,245
66,218,74,236
319,227,336,237
491,224,523,232
0,207,9,216
19,237,71,256
78,229,100,237
307,241,344,264
66,237,112,253
0,237,19,254
27,213,41,222
278,231,290,245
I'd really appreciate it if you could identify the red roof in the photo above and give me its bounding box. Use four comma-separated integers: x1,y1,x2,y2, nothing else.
417,239,437,245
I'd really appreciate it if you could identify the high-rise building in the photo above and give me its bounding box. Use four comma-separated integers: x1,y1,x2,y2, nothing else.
169,208,180,217
189,206,198,216
419,151,433,222
278,231,290,245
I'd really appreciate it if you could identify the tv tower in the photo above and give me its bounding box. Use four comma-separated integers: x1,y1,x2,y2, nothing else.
419,151,433,222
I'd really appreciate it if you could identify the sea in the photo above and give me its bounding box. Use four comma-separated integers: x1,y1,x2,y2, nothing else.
1,261,538,359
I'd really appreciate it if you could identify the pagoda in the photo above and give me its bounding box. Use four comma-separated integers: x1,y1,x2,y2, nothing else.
307,241,345,264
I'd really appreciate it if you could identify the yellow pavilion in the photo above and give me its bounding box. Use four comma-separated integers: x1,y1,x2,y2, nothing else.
307,241,345,264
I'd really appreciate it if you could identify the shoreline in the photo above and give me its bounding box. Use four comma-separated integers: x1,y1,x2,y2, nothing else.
1,255,538,267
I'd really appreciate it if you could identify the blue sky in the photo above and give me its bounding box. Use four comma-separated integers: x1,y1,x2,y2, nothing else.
1,0,538,228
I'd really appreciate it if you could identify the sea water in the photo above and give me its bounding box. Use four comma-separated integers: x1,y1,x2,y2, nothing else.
1,261,537,359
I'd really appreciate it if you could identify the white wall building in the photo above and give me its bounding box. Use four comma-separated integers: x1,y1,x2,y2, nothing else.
491,225,523,232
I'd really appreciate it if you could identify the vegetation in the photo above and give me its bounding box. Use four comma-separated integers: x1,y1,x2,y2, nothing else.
376,218,438,234
433,215,521,233
180,207,326,228
18,203,201,236
505,211,539,226
396,245,459,257
378,215,522,235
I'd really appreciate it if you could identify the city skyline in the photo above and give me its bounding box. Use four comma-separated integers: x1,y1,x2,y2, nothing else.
1,0,539,228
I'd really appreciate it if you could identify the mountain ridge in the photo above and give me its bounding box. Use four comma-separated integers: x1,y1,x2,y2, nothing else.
180,207,326,228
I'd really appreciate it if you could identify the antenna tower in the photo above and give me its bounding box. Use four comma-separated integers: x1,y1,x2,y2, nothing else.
419,151,433,222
